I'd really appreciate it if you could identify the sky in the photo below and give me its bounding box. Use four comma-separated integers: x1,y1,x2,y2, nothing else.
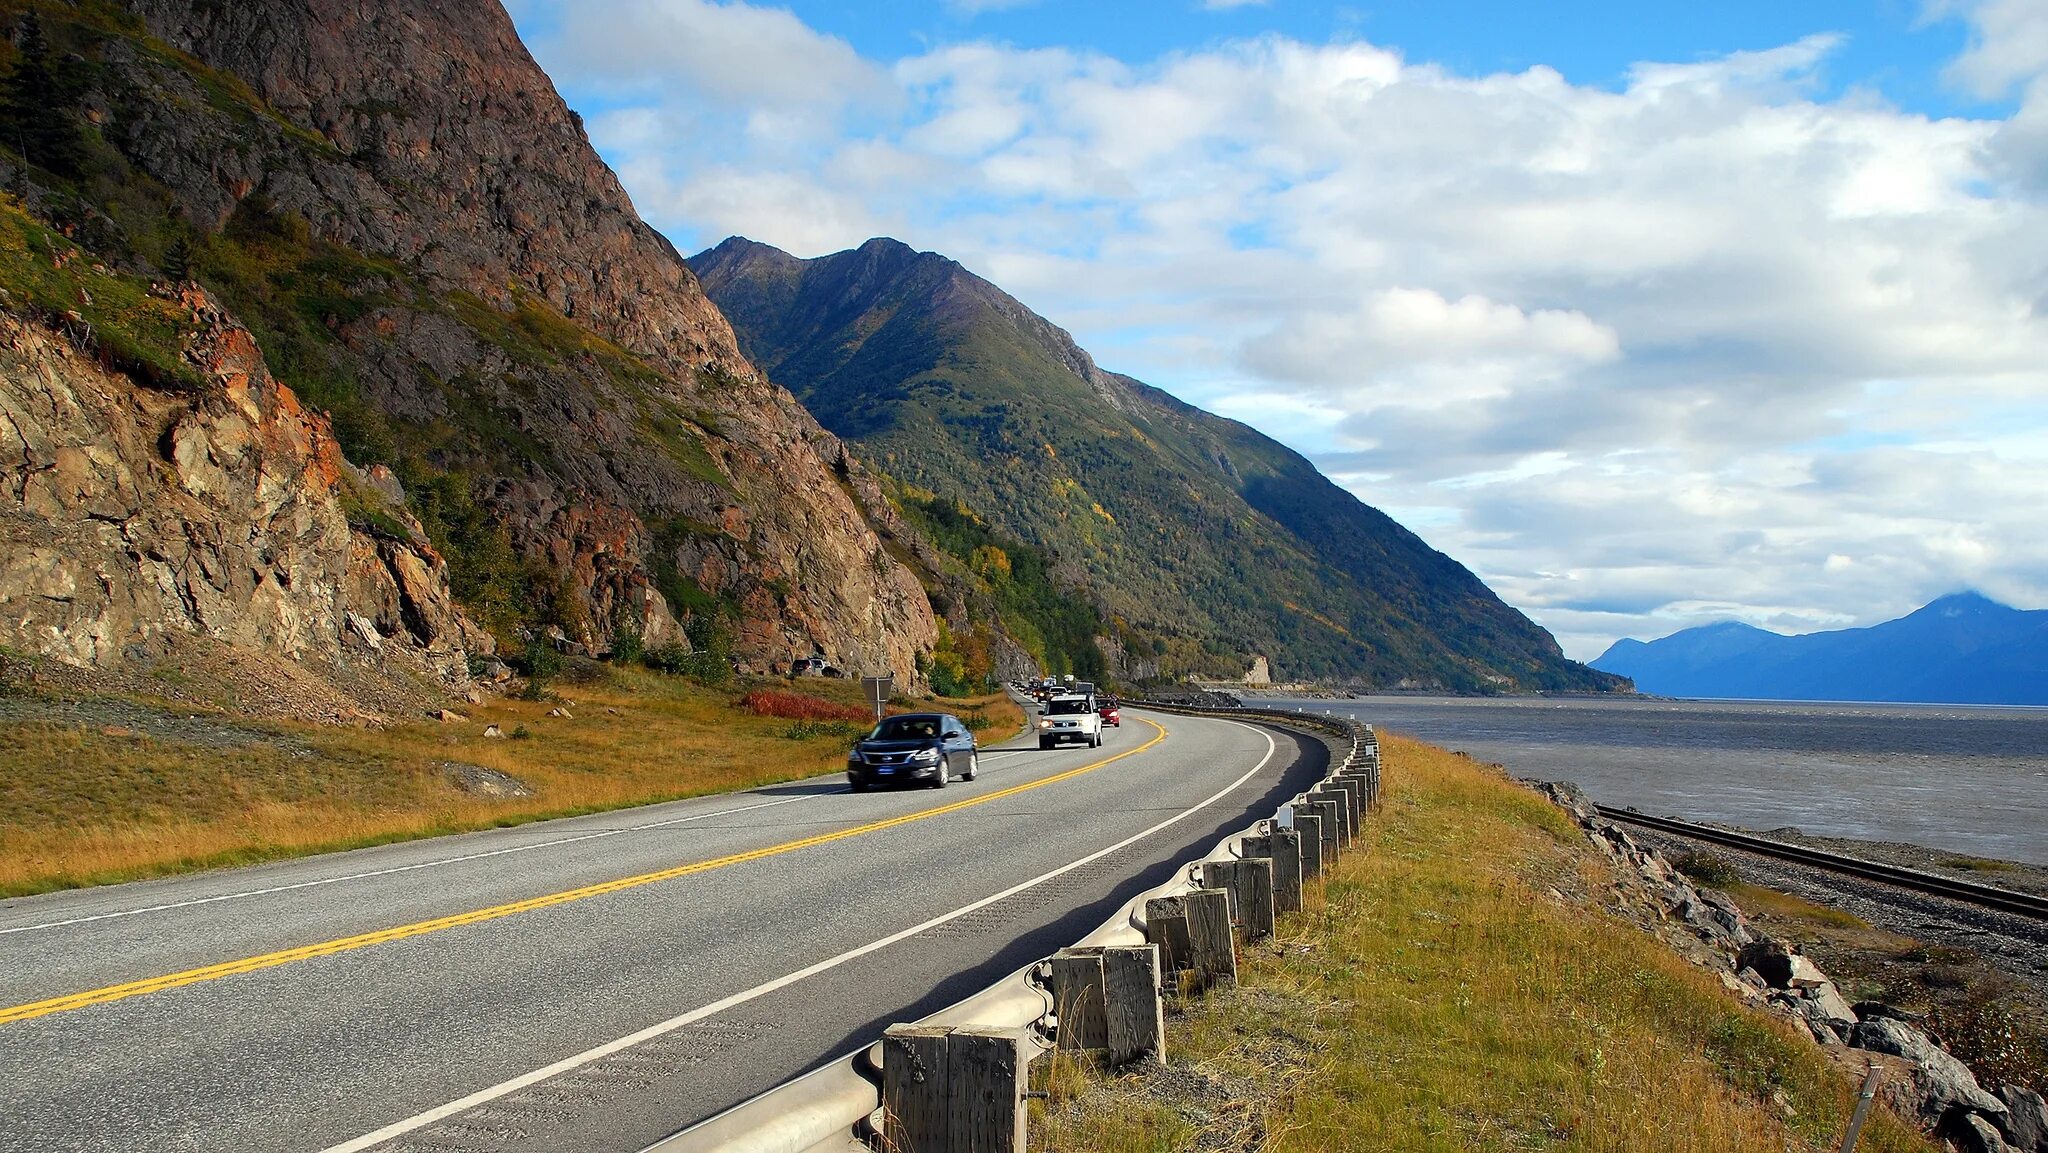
503,0,2048,661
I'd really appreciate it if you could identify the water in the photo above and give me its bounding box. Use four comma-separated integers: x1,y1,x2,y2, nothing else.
1263,695,2048,865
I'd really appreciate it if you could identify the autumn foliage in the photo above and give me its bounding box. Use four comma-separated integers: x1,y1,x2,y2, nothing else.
738,690,871,722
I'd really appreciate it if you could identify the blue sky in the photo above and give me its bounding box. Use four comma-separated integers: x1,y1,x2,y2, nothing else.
772,1,1989,113
508,0,2048,659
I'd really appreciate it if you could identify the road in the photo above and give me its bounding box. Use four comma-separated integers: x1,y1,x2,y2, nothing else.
0,708,1326,1153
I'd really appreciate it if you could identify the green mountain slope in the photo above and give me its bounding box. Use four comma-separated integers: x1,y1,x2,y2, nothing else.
691,236,1623,692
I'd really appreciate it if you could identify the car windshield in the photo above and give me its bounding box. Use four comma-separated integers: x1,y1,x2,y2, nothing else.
1047,699,1091,715
870,716,942,740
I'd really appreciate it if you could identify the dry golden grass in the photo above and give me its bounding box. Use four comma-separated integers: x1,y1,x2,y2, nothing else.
1032,734,1939,1153
0,671,1023,896
1725,882,1873,931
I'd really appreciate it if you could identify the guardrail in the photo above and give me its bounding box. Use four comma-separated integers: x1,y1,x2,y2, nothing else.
652,706,1378,1153
1596,805,2048,921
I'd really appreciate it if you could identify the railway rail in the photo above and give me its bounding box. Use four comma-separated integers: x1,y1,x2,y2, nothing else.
1594,805,2048,922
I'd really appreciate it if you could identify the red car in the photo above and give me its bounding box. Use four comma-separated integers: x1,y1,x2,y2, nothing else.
1097,702,1121,727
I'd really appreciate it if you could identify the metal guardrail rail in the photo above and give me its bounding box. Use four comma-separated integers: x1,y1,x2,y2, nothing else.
1596,805,2048,921
650,706,1377,1153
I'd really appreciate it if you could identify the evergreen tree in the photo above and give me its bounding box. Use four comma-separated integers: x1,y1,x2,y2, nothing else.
2,12,85,176
161,235,192,282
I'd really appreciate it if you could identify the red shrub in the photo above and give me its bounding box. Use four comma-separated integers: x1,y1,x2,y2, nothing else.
739,689,870,723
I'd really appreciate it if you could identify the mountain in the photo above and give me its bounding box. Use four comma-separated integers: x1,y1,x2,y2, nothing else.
0,0,934,690
1592,593,2048,704
690,236,1623,692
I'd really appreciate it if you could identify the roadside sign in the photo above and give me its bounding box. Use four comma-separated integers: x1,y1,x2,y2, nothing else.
862,675,893,720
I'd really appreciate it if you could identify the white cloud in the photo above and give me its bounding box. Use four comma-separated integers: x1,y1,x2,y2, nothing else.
518,2,2048,659
1940,0,2048,98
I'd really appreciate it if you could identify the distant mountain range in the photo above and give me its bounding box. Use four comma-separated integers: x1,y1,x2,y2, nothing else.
1592,593,2048,704
690,236,1622,691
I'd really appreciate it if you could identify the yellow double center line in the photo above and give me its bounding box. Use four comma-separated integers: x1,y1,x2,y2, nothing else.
1,720,1168,1027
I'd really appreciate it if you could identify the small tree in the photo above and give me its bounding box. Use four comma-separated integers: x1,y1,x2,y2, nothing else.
609,601,645,665
161,235,193,282
2,13,86,176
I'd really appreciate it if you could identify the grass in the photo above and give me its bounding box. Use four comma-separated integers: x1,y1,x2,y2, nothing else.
0,194,206,391
0,674,1023,897
1942,856,2018,874
1724,882,1872,931
1031,734,1938,1153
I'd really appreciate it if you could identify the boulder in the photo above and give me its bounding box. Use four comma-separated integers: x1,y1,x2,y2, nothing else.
1673,892,1752,949
1798,1016,1842,1046
1848,1018,2006,1124
482,724,505,739
1736,940,1798,988
1994,1084,2048,1153
1944,1110,2021,1153
1802,981,1858,1031
429,708,466,723
1854,1001,1923,1025
545,707,573,719
1535,780,1599,823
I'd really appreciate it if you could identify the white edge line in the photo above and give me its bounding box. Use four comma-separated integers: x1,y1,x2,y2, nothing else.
0,796,812,936
318,721,1277,1153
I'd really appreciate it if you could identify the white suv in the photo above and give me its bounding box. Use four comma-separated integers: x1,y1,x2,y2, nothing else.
1038,694,1103,749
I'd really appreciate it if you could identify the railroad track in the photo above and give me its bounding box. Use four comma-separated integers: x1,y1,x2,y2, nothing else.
1594,805,2048,922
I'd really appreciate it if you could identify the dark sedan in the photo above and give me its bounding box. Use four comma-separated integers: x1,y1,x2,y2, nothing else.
846,712,979,791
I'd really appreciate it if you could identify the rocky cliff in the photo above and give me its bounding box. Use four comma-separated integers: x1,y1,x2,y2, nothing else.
0,0,935,682
0,277,480,702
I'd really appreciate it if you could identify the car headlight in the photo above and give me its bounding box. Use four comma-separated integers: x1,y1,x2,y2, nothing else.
910,747,939,762
847,750,862,764
1039,718,1053,728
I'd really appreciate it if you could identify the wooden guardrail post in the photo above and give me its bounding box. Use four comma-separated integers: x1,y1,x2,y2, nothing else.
1048,947,1108,1051
1183,888,1237,989
883,1024,952,1153
1242,830,1303,913
885,1024,1029,1153
1309,788,1348,849
1330,777,1364,835
947,1026,1027,1153
1101,945,1165,1065
1305,798,1341,866
1294,812,1323,880
1203,858,1274,939
1143,895,1194,976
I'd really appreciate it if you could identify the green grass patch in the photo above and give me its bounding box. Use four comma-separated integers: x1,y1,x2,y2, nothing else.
0,195,205,389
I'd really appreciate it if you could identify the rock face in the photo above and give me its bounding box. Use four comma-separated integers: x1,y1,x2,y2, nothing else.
1996,1084,2048,1153
0,297,479,684
65,0,935,681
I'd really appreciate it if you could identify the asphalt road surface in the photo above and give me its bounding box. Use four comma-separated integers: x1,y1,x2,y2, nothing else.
0,708,1328,1153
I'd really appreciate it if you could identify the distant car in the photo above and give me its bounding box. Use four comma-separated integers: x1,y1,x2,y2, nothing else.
847,712,978,791
1097,702,1120,727
1038,694,1103,749
791,656,845,678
